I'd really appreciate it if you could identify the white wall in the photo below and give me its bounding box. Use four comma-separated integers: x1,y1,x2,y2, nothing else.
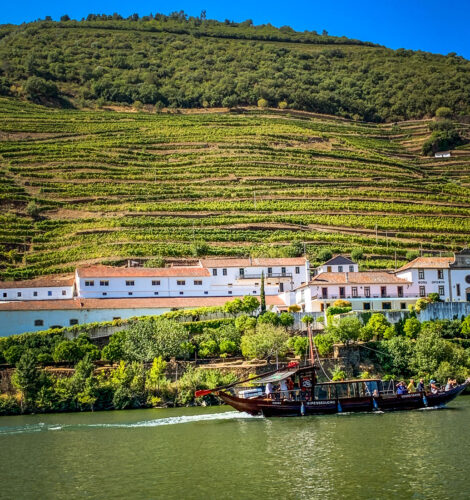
396,268,450,300
0,286,74,302
317,263,358,273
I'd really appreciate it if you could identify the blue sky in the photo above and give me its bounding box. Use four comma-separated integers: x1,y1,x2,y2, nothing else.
2,1,469,59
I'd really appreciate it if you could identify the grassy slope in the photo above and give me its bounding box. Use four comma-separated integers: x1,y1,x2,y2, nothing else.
1,98,470,280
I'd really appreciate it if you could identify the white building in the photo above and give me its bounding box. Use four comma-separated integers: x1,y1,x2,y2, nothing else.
314,255,358,275
0,275,75,301
296,271,414,313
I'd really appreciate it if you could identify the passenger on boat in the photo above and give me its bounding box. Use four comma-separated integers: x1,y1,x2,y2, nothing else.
430,380,439,394
416,379,425,392
265,382,274,399
396,381,408,395
445,378,452,391
280,379,289,400
286,377,294,400
407,379,416,393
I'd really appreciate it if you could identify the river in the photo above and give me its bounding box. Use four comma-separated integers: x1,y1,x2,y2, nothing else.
1,398,469,500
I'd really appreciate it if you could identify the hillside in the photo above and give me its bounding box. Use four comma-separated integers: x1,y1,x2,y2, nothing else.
1,97,470,280
1,14,470,121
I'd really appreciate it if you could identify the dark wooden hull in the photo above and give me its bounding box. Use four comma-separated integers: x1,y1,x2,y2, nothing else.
217,383,468,417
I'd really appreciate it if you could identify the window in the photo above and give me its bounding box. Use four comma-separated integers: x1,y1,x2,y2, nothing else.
177,280,186,286
382,302,392,310
128,292,133,296
438,269,444,280
352,287,358,298
253,291,257,294
154,292,159,296
418,269,425,280
322,287,328,299
397,286,403,298
34,319,44,326
17,292,22,297
363,303,371,310
126,280,134,286
228,291,232,295
268,267,272,275
381,286,387,298
338,266,343,272
400,303,407,310
85,281,94,287
457,284,461,296
194,280,203,285
62,290,66,296
419,286,426,297
69,319,78,326
47,291,52,297
113,317,121,321
179,291,184,295
295,266,300,274
152,280,161,286
349,265,354,272
239,268,244,276
100,280,109,286
212,269,218,276
2,293,6,298
281,267,286,275
279,283,284,292
33,291,37,297
438,286,445,296
222,268,227,276
204,291,209,295
364,287,370,298
102,292,107,296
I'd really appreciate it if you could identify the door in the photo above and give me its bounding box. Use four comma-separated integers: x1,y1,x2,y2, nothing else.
339,287,345,298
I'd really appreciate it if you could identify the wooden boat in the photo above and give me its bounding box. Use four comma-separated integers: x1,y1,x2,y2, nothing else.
196,363,469,417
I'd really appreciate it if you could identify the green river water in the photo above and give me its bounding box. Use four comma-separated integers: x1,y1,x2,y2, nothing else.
1,398,469,500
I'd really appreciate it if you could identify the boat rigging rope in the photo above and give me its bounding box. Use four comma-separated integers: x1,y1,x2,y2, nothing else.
312,338,333,382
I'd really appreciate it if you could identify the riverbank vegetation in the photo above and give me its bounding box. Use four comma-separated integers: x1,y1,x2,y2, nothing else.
1,305,470,416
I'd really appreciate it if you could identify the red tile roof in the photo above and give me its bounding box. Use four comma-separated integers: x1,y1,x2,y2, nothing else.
200,257,307,268
0,295,285,311
395,257,454,272
77,265,210,278
0,275,75,289
309,272,411,285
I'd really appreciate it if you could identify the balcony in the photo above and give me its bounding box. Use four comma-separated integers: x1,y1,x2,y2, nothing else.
237,272,293,280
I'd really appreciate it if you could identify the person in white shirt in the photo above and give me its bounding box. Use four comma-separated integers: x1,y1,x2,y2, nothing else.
265,382,273,399
280,379,289,400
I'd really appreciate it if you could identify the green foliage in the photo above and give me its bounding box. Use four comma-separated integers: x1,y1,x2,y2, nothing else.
301,315,314,325
235,314,257,333
12,351,40,408
461,315,470,338
257,311,279,326
317,248,333,262
331,365,347,381
362,313,391,341
101,330,127,362
435,107,453,118
329,316,361,344
327,306,352,316
123,318,189,361
24,77,59,102
350,247,363,261
314,333,334,356
257,98,268,108
241,323,289,359
4,345,24,365
287,336,309,356
403,317,421,339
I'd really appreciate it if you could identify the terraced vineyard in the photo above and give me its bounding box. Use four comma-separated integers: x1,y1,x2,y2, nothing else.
1,97,470,280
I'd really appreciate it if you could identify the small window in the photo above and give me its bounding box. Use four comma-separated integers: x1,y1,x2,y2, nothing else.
382,302,392,310
85,281,94,287
102,292,107,296
212,269,218,276
204,291,208,295
279,283,284,292
228,291,232,295
61,290,66,296
363,302,371,310
418,269,425,280
456,284,461,296
69,319,78,326
2,292,6,298
154,292,159,296
239,268,244,276
47,291,52,297
113,317,121,320
438,286,445,296
179,291,184,295
349,265,354,272
437,269,444,280
222,268,227,276
34,319,44,326
128,292,133,296
295,266,300,274
126,280,134,286
17,292,22,297
268,267,273,275
400,302,406,310
253,291,257,294
338,266,343,272
33,291,38,297
194,280,203,285
419,286,426,297
177,280,186,286
152,280,160,286
281,267,286,274
100,280,109,286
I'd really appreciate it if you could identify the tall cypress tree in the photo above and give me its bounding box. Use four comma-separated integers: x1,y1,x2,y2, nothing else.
260,271,266,313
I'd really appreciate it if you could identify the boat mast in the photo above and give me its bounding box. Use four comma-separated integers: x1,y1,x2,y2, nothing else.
308,323,315,365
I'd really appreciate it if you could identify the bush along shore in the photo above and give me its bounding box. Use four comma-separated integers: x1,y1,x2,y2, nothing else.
1,300,470,416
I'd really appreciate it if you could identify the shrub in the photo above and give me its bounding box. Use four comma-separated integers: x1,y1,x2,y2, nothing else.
350,247,363,261
314,333,334,356
278,101,288,109
241,324,289,359
4,345,24,365
331,365,346,381
317,248,333,262
329,316,361,344
333,300,351,308
24,76,59,101
257,98,268,108
362,313,390,340
404,317,421,339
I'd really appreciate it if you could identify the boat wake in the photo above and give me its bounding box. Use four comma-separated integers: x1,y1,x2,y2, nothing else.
0,411,260,435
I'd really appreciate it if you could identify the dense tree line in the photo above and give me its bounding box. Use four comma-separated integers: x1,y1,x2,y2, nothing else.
0,14,469,121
